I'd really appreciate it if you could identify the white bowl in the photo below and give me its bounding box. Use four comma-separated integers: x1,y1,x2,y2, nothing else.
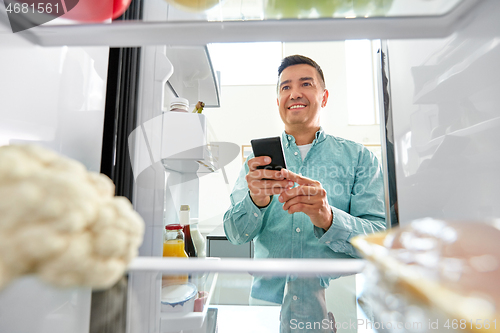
161,283,197,313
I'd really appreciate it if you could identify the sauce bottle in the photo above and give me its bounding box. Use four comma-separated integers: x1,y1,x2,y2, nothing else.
180,205,197,258
162,224,188,286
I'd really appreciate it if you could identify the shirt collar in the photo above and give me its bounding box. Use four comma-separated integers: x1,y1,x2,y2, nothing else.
282,127,327,146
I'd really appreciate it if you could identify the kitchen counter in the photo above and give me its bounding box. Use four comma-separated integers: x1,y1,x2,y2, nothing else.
213,305,280,333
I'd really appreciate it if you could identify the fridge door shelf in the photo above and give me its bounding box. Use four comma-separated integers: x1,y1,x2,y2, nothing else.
160,272,218,333
141,112,218,174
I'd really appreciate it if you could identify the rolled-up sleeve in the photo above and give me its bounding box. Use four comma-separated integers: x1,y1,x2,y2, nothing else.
223,156,270,245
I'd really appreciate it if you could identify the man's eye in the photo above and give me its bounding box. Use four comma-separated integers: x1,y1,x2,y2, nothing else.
282,86,289,90
303,82,311,86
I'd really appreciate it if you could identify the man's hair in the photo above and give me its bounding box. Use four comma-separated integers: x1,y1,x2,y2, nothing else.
277,55,326,89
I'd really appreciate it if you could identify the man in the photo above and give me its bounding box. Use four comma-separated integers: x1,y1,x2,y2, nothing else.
223,55,386,311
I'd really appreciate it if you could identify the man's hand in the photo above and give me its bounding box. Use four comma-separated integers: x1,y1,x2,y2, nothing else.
246,156,294,208
278,169,333,231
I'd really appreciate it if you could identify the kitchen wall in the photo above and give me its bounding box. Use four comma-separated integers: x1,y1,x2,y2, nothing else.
199,41,383,233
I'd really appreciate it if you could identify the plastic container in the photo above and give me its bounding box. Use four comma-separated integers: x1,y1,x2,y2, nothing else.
162,224,188,286
169,97,189,112
161,282,197,313
190,218,206,258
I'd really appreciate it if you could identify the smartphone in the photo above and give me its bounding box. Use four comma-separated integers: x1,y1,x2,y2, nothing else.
250,136,287,170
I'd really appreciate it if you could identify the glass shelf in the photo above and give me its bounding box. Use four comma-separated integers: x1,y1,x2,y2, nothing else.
160,272,218,332
0,0,481,47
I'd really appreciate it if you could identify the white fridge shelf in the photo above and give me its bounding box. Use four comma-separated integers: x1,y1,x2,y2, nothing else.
0,0,482,47
127,256,366,276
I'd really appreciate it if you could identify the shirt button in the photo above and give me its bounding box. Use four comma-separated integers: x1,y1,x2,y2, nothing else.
245,234,249,236
288,136,291,140
326,241,331,244
253,213,258,217
293,295,298,301
296,228,301,233
294,152,298,156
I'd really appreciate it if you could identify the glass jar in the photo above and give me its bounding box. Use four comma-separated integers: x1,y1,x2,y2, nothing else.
162,224,188,286
163,224,188,258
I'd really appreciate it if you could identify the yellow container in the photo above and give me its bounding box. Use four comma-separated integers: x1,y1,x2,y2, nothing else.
162,225,189,286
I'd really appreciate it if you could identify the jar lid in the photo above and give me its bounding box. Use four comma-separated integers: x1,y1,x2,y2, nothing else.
170,97,189,107
165,224,183,230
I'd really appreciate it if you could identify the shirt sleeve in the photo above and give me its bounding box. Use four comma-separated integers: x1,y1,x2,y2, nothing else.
314,147,386,258
223,156,270,245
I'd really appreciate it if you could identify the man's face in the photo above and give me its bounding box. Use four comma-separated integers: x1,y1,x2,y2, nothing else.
277,64,328,130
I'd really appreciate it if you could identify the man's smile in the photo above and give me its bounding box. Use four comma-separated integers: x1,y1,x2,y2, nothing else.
288,104,307,110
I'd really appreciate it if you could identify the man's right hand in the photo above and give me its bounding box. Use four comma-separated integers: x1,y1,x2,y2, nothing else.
246,156,294,208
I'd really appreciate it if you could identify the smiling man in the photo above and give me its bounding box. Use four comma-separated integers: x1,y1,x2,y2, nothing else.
223,55,386,332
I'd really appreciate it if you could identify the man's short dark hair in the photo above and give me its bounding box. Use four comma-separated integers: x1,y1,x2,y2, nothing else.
277,55,326,89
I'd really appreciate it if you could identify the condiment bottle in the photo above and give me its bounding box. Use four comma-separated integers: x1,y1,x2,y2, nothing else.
180,205,197,257
162,224,188,286
190,218,206,258
169,97,189,112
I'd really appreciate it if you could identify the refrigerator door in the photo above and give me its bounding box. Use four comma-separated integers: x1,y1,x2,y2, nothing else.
387,0,500,224
0,17,110,333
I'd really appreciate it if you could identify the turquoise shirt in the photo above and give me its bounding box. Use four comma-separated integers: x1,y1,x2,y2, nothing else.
223,128,386,304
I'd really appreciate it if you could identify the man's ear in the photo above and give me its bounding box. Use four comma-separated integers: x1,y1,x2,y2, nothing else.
277,98,280,107
321,89,329,108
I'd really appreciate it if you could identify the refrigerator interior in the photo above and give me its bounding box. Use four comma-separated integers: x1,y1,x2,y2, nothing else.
1,0,499,332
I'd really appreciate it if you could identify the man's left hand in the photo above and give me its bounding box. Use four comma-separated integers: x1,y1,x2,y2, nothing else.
278,169,333,231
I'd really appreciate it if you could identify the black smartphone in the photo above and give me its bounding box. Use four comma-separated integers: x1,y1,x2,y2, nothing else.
250,136,287,170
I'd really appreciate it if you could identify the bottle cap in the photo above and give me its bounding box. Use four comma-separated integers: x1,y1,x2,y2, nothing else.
179,205,190,225
165,224,183,230
170,97,189,111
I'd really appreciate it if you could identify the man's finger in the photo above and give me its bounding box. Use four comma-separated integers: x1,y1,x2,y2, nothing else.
248,156,272,171
282,195,314,211
281,169,317,186
279,185,321,203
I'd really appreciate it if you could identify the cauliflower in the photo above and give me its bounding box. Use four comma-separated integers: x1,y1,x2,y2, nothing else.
0,144,145,290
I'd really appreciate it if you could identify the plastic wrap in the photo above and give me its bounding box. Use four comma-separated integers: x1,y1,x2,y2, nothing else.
352,218,500,332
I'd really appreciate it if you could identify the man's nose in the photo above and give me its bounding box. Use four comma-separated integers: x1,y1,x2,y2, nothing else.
289,88,302,99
